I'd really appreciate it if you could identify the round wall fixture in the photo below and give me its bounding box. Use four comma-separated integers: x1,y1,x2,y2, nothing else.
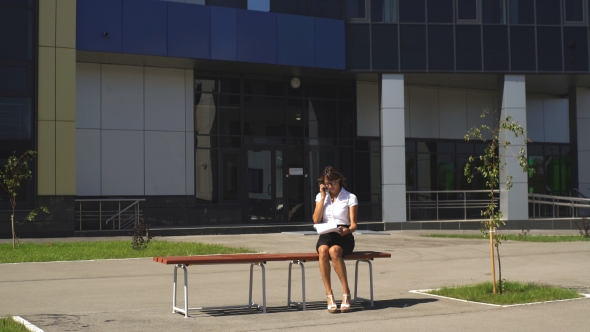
290,77,301,89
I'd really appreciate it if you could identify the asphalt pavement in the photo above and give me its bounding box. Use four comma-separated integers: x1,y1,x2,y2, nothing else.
0,229,588,332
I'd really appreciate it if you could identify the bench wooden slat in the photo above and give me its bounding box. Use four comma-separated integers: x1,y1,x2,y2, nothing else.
153,251,391,265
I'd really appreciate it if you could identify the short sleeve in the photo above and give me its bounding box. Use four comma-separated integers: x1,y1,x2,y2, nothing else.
348,193,358,207
315,193,323,202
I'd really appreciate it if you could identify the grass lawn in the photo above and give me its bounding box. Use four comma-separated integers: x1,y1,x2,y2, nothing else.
0,317,29,332
429,281,583,305
423,234,590,242
0,240,256,264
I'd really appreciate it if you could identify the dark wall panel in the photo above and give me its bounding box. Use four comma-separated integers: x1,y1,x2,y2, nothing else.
537,27,563,71
483,26,508,71
345,24,370,70
510,26,535,71
237,10,277,64
428,25,454,70
211,6,237,61
315,18,345,69
122,0,167,56
400,25,426,70
167,2,211,59
508,0,534,24
372,24,398,71
455,25,481,71
427,0,454,23
277,14,315,67
563,27,589,72
76,0,122,53
400,0,425,22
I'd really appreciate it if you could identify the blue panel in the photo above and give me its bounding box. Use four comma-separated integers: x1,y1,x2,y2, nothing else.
76,0,122,52
168,2,211,59
122,0,167,56
277,14,314,67
211,6,237,61
315,18,345,70
237,10,277,64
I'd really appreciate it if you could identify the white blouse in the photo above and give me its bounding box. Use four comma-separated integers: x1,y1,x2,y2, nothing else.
315,188,358,226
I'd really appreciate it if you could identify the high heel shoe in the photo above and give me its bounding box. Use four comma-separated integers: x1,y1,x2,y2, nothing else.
340,294,351,313
327,294,338,313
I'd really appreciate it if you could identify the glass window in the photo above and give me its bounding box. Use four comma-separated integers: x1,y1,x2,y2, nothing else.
271,0,308,16
195,78,217,94
483,26,509,70
0,98,31,139
194,93,217,135
428,0,454,23
347,0,368,20
457,0,479,21
304,80,338,99
195,148,218,203
221,153,239,201
437,154,456,190
247,0,269,12
400,25,427,70
399,0,425,22
309,0,342,19
537,27,563,71
564,27,589,71
455,25,482,70
244,79,285,97
218,77,241,94
0,0,34,7
536,0,561,25
345,24,371,70
308,99,337,138
338,100,355,138
428,25,454,70
510,26,536,70
371,0,398,23
508,0,534,24
287,99,306,137
0,65,27,92
482,0,506,23
206,0,245,9
564,0,585,22
372,24,398,70
0,7,33,60
243,96,285,136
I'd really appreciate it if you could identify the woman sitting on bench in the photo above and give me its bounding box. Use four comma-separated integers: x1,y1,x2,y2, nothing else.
312,166,358,313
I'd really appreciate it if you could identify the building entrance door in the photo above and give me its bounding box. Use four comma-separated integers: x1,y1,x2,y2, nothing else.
243,147,286,222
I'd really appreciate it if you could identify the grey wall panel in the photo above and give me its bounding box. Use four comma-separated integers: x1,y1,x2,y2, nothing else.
185,69,194,132
357,82,380,137
185,132,195,195
76,63,101,129
467,90,495,139
76,129,101,196
526,95,545,142
439,89,467,139
101,130,145,195
145,131,186,195
409,87,439,138
101,65,144,130
404,88,410,137
543,98,569,143
145,67,186,131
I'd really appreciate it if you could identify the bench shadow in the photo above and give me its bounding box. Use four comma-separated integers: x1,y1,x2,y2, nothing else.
191,298,438,317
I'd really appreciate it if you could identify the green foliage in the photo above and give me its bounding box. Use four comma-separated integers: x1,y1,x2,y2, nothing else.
423,234,590,242
131,219,153,250
0,151,49,249
574,218,589,238
429,281,581,305
0,240,257,264
0,317,30,332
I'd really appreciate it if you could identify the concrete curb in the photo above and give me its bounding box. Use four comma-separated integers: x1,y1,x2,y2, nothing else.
12,316,44,332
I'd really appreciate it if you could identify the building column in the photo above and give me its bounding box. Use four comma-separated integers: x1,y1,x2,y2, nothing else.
575,88,590,199
499,75,528,220
381,74,406,223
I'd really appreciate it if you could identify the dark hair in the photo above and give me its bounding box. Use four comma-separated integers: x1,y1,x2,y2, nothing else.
317,166,346,187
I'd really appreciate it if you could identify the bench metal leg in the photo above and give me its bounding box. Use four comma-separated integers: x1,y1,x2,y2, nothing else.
172,262,267,318
353,259,374,306
287,260,306,310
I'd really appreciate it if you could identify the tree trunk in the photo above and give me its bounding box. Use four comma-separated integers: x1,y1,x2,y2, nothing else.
489,222,496,294
11,213,15,250
496,241,502,294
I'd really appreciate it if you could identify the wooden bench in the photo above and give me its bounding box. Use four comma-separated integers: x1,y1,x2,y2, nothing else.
154,251,391,318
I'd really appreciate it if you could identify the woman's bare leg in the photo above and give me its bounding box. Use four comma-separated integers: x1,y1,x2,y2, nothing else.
328,246,350,295
318,245,333,294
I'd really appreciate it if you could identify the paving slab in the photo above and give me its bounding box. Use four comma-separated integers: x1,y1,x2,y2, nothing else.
0,230,588,331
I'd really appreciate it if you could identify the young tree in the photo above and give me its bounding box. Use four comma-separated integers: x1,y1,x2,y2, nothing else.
464,111,530,294
0,151,48,249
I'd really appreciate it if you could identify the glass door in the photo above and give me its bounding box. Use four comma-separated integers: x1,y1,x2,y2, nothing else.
244,147,285,222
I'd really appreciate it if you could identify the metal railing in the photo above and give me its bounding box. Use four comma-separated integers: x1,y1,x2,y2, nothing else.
406,190,500,221
75,199,145,231
528,193,590,219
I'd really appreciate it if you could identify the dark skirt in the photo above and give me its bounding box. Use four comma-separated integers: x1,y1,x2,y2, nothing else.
315,226,355,256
